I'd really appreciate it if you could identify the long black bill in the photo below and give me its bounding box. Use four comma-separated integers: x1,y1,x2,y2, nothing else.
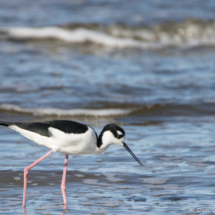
123,142,143,166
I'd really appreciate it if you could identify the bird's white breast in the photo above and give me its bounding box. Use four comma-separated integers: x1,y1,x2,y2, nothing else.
50,126,98,154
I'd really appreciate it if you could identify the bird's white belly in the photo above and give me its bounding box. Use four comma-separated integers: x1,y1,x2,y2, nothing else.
57,139,96,155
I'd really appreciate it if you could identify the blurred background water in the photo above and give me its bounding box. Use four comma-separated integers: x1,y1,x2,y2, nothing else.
0,0,215,214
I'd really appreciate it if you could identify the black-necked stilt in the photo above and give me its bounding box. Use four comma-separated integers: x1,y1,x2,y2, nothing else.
0,120,143,208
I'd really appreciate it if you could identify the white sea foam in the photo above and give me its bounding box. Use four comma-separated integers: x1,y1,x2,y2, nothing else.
141,177,169,185
82,179,98,185
103,173,125,182
0,104,132,117
13,177,21,181
2,23,215,49
75,174,85,178
83,179,108,186
2,26,161,49
31,183,38,186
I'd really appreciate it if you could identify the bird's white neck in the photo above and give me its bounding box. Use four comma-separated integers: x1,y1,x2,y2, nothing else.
95,130,121,154
94,132,109,154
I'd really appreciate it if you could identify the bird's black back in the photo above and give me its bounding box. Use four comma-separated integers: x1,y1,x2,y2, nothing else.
0,120,88,137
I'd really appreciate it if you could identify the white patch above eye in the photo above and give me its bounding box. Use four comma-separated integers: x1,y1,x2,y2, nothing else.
116,130,123,135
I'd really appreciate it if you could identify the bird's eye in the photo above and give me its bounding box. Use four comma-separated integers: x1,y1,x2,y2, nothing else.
116,130,123,139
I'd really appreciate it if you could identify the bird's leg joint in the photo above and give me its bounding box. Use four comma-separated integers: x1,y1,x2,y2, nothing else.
24,167,29,175
61,185,66,191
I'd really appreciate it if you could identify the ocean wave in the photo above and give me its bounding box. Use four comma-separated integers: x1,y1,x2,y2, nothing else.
0,102,214,118
0,26,159,49
0,104,132,117
1,19,215,49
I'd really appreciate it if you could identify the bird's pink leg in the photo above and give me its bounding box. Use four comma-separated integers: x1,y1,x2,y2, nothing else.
23,149,54,207
61,154,68,205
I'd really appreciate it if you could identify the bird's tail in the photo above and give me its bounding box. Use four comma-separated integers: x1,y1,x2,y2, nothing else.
0,121,12,127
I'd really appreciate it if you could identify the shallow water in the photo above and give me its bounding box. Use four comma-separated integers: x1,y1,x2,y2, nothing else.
1,0,215,214
1,122,215,214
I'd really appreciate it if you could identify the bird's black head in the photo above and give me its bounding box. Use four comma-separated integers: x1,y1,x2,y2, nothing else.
98,124,125,148
102,123,125,139
98,123,143,166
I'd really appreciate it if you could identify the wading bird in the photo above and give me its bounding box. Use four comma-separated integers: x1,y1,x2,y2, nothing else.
0,120,143,208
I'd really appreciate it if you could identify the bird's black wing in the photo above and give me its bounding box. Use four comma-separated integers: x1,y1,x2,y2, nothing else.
13,122,51,137
0,120,88,137
45,120,88,134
